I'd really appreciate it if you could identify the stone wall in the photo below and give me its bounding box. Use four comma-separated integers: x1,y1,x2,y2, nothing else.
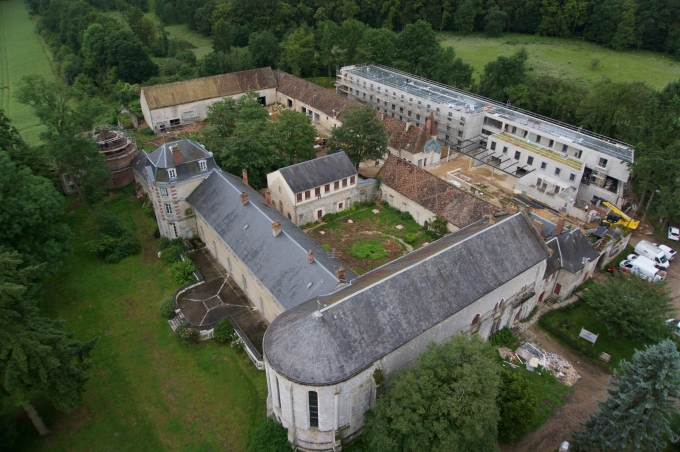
381,184,457,232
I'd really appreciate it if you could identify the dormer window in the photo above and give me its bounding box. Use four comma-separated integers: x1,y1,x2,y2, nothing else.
198,160,207,171
168,168,177,179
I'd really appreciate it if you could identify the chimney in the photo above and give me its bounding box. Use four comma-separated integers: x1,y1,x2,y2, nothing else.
171,144,182,165
380,112,385,121
488,215,497,225
524,205,532,216
335,266,346,281
532,219,544,235
308,249,314,264
272,220,282,237
242,169,248,186
240,192,249,205
265,189,272,207
505,205,515,215
555,213,566,236
405,121,411,132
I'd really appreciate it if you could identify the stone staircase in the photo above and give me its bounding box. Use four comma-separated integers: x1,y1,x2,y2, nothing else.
168,309,187,331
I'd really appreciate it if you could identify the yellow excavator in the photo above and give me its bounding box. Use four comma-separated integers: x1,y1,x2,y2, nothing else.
600,202,640,230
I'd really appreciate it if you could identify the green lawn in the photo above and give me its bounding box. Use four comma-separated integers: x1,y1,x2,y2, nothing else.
440,32,680,89
0,0,55,145
1,188,267,451
540,300,648,370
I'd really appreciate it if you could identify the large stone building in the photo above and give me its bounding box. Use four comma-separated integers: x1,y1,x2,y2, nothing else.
337,64,633,219
140,67,279,133
263,212,550,451
267,152,376,225
131,140,217,238
379,156,499,231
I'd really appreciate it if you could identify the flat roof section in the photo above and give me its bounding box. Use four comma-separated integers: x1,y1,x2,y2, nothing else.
495,133,584,171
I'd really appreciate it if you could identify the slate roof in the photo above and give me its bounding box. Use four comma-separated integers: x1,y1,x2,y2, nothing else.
131,140,218,183
142,67,278,110
187,170,356,310
379,156,500,228
277,70,355,119
545,229,601,277
264,213,550,385
277,152,358,194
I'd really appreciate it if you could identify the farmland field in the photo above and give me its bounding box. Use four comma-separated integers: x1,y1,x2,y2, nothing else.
0,0,55,145
441,33,680,89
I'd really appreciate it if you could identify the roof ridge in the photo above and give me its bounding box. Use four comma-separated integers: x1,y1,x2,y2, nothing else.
280,152,347,171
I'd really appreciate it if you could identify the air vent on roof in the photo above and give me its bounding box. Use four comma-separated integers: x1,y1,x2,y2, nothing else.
307,282,313,289
243,224,248,230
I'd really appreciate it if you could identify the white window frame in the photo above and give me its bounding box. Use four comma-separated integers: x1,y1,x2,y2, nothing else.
161,187,168,197
164,203,173,214
168,168,177,179
198,159,207,171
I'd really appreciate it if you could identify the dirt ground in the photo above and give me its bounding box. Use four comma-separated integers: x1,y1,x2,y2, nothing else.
501,326,611,452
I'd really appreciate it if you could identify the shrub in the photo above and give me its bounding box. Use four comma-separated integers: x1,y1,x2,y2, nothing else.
214,318,237,343
539,314,598,359
399,210,414,222
178,325,200,343
350,240,388,260
246,418,290,452
429,216,449,236
158,296,176,319
170,259,196,284
489,327,516,347
404,233,417,244
161,245,184,264
87,209,141,263
143,202,154,217
158,236,171,250
497,369,537,444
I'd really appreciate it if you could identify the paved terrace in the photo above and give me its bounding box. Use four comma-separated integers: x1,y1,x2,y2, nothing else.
178,245,268,353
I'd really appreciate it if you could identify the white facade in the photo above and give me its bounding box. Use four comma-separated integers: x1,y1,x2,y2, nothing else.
276,92,343,131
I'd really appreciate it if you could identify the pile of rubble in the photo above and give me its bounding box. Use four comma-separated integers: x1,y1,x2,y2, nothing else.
498,341,581,386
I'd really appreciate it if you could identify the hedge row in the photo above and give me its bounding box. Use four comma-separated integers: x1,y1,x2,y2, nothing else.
538,302,598,360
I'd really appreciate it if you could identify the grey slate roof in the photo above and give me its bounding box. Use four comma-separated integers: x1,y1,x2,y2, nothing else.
264,213,550,385
187,170,356,310
131,140,218,183
545,229,601,277
277,152,358,194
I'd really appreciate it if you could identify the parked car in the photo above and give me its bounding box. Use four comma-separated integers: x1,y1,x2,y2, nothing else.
634,240,669,269
669,227,680,241
653,243,676,262
619,258,667,282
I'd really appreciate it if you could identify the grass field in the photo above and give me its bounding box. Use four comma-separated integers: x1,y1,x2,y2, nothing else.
440,32,680,89
0,0,55,145
0,188,267,451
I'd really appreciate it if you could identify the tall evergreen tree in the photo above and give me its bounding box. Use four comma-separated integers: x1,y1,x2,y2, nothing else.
0,252,98,435
571,340,680,451
327,104,388,169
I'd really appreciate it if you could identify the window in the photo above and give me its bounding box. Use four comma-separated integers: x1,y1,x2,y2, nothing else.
561,144,568,153
446,126,451,131
350,176,355,185
548,139,554,148
427,104,430,108
523,130,528,138
161,187,168,197
448,112,453,117
69,184,75,190
64,174,71,181
502,146,508,154
511,126,517,134
514,151,521,160
576,149,583,159
540,162,547,170
527,156,534,165
305,190,311,199
471,314,480,330
324,184,330,193
369,95,373,101
418,101,421,105
536,135,541,144
342,178,347,187
384,101,387,106
490,141,496,150
297,193,303,202
399,107,403,113
598,158,608,168
377,98,380,103
458,131,463,137
554,167,561,176
436,107,440,112
167,168,177,179
339,202,343,209
170,222,178,237
416,114,421,120
315,187,321,197
170,118,180,126
401,94,404,99
446,135,450,140
409,97,412,102
334,181,339,190
164,203,172,214
309,391,319,428
242,274,248,290
408,110,412,117
363,93,366,98
377,87,380,91
392,104,395,110
569,173,576,182
198,159,207,171
287,98,293,108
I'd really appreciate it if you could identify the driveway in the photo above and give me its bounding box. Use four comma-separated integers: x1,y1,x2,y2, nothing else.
628,232,680,311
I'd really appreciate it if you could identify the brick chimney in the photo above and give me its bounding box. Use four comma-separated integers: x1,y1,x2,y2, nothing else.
524,205,532,216
555,213,566,236
265,189,272,207
532,219,544,235
308,249,314,264
171,144,182,165
242,169,248,186
405,121,412,132
488,215,497,225
240,192,249,205
272,220,282,237
335,266,346,281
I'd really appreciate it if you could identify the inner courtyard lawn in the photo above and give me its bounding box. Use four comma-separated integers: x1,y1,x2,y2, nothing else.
1,188,267,452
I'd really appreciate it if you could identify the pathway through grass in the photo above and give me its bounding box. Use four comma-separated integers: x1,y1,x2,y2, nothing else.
441,32,680,89
1,188,267,451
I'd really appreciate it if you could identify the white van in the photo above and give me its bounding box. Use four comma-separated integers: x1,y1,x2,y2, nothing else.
634,240,669,269
619,258,667,282
653,243,676,262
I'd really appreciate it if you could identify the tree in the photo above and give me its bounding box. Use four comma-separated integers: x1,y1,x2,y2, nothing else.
356,27,397,66
571,340,680,452
362,335,501,452
204,92,268,141
485,5,508,37
611,0,638,50
339,19,366,64
0,252,98,435
497,368,537,444
455,0,476,33
429,47,474,90
271,110,317,165
212,20,231,53
584,0,623,46
249,31,280,68
328,104,387,170
0,152,72,277
280,27,315,77
105,30,159,84
316,20,341,76
478,49,528,101
581,272,673,341
395,20,440,76
0,111,51,179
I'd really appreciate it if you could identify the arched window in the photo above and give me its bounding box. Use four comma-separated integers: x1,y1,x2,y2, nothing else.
499,299,504,310
308,391,319,427
494,303,498,312
471,314,480,327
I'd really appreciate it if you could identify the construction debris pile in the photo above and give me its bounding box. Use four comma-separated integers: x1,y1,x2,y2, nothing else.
498,341,581,386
